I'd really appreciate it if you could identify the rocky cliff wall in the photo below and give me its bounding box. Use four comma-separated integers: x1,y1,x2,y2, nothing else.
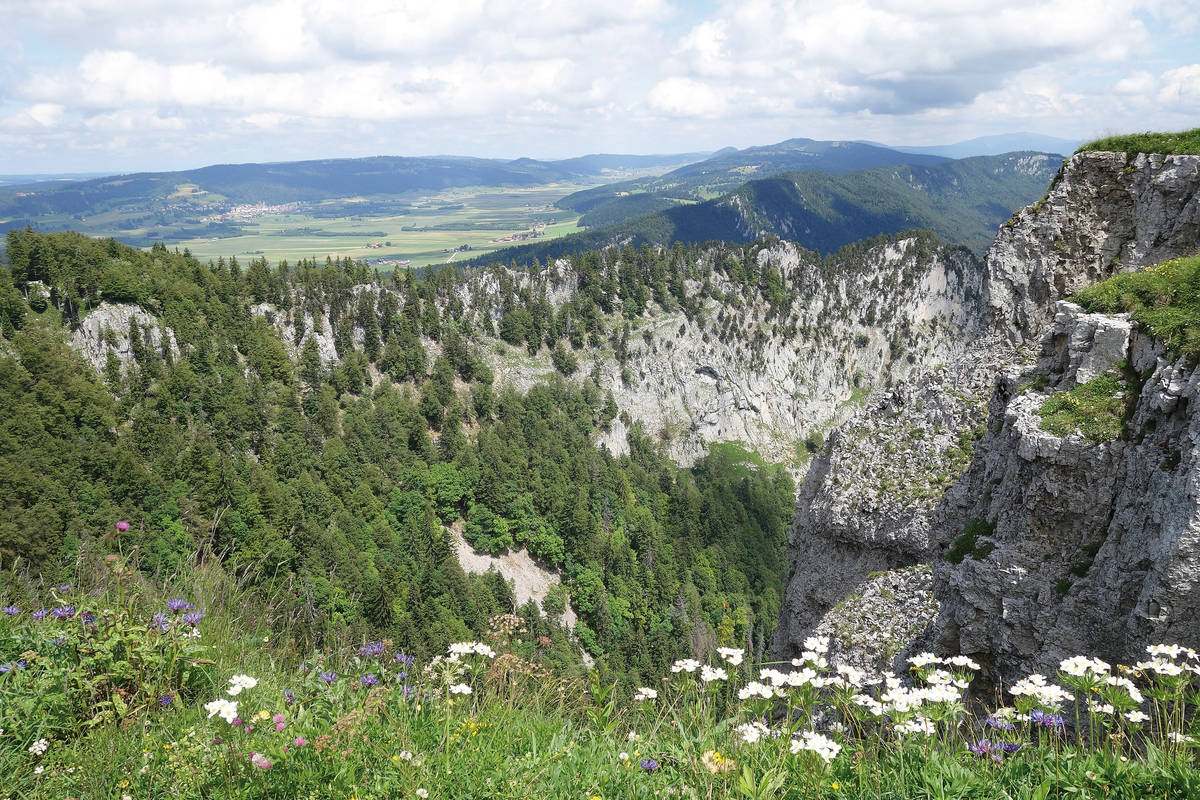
774,150,1200,674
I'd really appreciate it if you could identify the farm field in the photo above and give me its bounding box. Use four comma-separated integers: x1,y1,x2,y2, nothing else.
165,182,590,269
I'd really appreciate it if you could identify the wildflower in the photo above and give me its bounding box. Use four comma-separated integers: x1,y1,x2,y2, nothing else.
273,713,286,732
834,664,866,687
1030,709,1065,730
166,599,195,613
319,670,339,684
1147,644,1185,659
32,766,43,775
618,751,629,761
1124,710,1149,724
2,606,18,616
947,655,981,671
700,665,727,684
803,635,830,654
50,605,75,619
627,731,639,741
204,698,239,724
151,612,171,632
735,721,772,744
360,673,379,687
182,611,204,627
671,658,701,674
28,738,49,756
251,752,272,770
985,715,1015,732
449,683,472,695
640,758,660,771
967,739,1020,762
1059,655,1111,678
416,789,429,798
909,653,943,668
116,520,131,532
894,716,936,737
398,749,413,761
30,609,47,621
717,647,744,666
1087,701,1115,715
633,687,658,701
80,610,95,624
284,689,295,706
160,694,173,707
738,681,774,700
1168,732,1196,744
1103,675,1144,704
790,732,841,764
359,641,386,658
227,674,258,696
700,749,732,773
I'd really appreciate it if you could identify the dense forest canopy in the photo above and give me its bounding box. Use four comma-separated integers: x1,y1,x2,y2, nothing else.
0,228,795,682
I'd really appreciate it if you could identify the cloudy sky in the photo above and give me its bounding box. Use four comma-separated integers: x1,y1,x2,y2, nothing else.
1,0,1197,174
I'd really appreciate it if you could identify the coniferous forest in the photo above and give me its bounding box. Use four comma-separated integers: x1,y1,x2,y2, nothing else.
0,228,794,682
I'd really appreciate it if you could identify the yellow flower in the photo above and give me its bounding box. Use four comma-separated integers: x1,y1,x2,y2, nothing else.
832,782,840,791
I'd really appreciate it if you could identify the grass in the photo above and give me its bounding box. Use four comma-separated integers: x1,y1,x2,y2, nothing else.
5,541,1200,800
1071,254,1200,360
1037,375,1129,442
1076,128,1200,157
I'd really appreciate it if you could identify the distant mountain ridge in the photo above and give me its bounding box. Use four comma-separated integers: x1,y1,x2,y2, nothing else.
878,132,1079,159
466,151,1062,265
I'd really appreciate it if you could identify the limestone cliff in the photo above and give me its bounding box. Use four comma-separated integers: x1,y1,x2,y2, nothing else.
774,150,1200,676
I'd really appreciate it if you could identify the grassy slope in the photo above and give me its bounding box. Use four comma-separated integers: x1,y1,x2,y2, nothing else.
1076,128,1200,157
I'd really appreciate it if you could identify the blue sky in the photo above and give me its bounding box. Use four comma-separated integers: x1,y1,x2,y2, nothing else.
0,0,1197,174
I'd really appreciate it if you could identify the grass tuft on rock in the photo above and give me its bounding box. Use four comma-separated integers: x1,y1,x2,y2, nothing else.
1076,128,1200,157
1038,375,1128,442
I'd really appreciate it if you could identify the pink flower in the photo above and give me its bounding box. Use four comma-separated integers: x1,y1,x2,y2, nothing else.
294,737,307,747
273,712,286,731
116,520,130,532
250,752,272,770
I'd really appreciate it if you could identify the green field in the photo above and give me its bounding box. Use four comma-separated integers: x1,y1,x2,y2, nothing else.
165,183,589,269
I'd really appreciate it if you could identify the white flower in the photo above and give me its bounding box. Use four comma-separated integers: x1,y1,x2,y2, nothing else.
851,693,886,717
627,730,640,741
449,683,472,695
947,655,981,671
734,721,773,744
1168,732,1195,744
416,789,429,798
1087,701,1115,715
895,716,936,737
909,653,943,668
803,635,830,655
633,686,658,701
1104,676,1144,704
793,651,828,668
227,674,258,696
27,738,49,756
717,647,744,666
789,731,841,763
204,698,239,723
1147,644,1185,659
32,766,43,775
1124,710,1149,724
449,641,493,658
738,681,774,700
671,658,701,674
834,664,866,687
700,665,728,684
619,751,629,761
1059,656,1110,678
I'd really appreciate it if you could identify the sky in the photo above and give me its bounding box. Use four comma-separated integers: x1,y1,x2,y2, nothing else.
0,0,1197,174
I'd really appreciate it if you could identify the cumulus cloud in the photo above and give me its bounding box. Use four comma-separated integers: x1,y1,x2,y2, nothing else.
0,0,1195,171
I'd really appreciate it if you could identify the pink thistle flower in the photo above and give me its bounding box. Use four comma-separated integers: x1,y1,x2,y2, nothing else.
116,520,130,532
294,737,307,747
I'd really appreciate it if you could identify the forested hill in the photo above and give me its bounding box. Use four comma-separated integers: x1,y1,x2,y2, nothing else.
0,229,797,682
466,152,1060,267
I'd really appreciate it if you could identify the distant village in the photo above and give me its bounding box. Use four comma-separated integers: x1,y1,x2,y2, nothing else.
204,202,302,222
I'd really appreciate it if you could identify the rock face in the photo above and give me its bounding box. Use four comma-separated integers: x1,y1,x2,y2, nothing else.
987,151,1200,338
929,302,1200,677
775,150,1200,675
71,302,178,373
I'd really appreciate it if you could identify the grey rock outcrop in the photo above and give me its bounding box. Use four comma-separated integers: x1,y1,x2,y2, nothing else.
929,302,1200,677
775,150,1200,673
71,302,178,373
987,151,1200,338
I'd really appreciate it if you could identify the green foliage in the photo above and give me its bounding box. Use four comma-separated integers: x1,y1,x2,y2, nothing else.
1038,375,1129,442
1072,255,1200,359
946,518,996,565
1076,128,1200,157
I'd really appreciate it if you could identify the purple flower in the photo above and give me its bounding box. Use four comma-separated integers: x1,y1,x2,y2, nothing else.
283,689,295,706
319,670,338,684
51,636,67,646
182,611,203,626
358,641,385,658
151,612,171,632
167,598,195,613
50,605,76,619
640,758,660,772
985,715,1015,732
0,660,25,673
394,653,414,666
56,585,71,593
116,520,131,532
402,685,417,700
80,611,95,624
0,663,11,674
360,673,379,687
2,606,18,616
160,694,174,707
1030,709,1064,730
31,609,48,621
